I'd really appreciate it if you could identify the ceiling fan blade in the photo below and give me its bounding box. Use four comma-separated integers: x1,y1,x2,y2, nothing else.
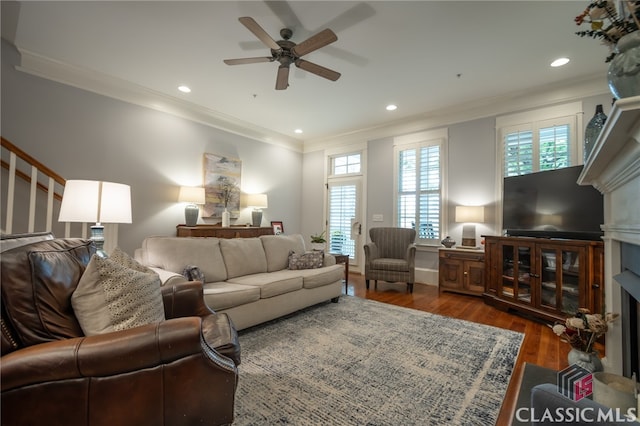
224,57,273,65
291,28,337,57
238,17,281,51
295,59,341,81
275,65,289,90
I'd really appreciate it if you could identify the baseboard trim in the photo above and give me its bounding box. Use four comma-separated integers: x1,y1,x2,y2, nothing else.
416,267,438,286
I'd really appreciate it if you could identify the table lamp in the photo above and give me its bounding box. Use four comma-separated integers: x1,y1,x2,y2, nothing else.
455,205,485,248
178,186,205,227
58,180,132,257
247,193,268,227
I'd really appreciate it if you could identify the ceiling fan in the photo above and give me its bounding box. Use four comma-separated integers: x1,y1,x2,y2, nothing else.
224,17,341,90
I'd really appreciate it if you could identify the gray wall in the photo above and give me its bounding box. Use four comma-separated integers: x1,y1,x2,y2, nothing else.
2,37,613,270
1,41,302,254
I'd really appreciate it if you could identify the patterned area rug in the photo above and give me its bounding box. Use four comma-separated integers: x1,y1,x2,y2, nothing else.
234,296,523,425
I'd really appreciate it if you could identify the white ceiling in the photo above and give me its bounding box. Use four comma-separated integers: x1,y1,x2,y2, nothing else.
2,1,610,146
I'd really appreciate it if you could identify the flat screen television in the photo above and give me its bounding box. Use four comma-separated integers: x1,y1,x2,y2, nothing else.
502,165,604,240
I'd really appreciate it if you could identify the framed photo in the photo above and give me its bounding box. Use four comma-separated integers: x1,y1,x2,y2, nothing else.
271,221,284,235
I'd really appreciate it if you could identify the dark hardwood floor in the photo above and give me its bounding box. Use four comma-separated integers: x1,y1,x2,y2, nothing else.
344,273,577,426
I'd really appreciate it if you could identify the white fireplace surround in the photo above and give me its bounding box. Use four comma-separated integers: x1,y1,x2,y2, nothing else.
578,95,640,375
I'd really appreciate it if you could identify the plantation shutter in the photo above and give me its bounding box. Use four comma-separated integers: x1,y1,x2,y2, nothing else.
504,129,533,176
397,144,441,242
328,183,356,257
539,124,570,171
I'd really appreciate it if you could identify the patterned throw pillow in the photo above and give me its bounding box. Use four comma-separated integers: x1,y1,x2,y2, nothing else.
110,246,154,273
288,250,324,270
71,254,165,336
182,265,205,282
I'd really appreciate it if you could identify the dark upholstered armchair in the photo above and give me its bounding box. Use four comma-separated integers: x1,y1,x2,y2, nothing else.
363,227,417,293
1,235,241,426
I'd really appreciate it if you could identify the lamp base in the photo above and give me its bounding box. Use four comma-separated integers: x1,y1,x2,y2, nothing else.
252,210,263,227
90,225,107,258
461,224,477,248
185,204,199,227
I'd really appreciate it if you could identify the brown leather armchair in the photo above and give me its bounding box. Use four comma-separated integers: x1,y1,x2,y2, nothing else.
1,236,241,426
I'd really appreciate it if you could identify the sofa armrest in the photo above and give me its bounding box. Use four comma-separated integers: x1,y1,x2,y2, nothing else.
323,253,337,266
1,317,238,425
162,280,215,318
1,316,236,392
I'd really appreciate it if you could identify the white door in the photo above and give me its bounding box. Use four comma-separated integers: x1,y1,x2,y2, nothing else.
327,179,362,268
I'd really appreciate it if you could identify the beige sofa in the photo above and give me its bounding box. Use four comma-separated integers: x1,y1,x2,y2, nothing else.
135,234,343,330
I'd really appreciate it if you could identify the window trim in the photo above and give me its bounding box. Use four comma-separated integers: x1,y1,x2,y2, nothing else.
495,102,584,232
393,128,448,244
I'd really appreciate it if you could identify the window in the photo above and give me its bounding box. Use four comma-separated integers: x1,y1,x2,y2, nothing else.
498,103,581,177
394,131,444,244
331,153,361,176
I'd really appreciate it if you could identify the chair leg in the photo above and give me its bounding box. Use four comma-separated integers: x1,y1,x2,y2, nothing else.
365,279,370,289
407,282,414,293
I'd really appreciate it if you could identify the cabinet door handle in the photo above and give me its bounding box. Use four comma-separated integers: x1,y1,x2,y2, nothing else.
530,273,540,278
592,283,600,289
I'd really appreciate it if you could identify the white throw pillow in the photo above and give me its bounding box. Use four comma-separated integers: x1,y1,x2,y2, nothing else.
72,254,165,336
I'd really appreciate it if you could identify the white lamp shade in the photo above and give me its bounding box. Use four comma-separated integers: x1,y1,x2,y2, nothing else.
58,180,101,222
247,193,268,209
100,182,132,223
59,180,132,224
455,205,485,223
178,186,205,204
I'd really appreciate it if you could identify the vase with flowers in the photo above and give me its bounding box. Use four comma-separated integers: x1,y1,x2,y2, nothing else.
575,0,640,99
218,177,239,227
550,308,619,372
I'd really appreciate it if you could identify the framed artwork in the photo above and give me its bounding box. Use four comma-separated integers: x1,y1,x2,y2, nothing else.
271,221,284,235
203,153,242,219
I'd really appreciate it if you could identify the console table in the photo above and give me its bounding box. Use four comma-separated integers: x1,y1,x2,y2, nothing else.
176,225,274,238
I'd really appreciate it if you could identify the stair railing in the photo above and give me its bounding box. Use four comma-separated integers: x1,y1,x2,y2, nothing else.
1,137,89,238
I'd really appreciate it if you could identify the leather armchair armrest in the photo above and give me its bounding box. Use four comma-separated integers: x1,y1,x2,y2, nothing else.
1,316,236,392
363,242,379,265
162,280,215,318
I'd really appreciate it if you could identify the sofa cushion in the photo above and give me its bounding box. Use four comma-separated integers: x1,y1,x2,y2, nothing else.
203,282,261,311
220,238,267,279
227,270,303,298
260,234,306,272
72,254,165,335
140,236,227,282
288,250,324,270
298,265,345,289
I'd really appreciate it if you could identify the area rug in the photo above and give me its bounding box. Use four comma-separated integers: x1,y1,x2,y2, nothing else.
234,296,524,425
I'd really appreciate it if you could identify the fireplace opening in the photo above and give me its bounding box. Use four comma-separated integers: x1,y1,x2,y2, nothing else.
616,242,640,377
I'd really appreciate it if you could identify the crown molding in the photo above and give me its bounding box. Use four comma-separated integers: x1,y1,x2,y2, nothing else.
15,48,304,153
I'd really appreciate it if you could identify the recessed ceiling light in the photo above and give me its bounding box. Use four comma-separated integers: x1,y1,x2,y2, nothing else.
294,129,303,134
386,104,397,111
178,85,191,93
550,58,570,67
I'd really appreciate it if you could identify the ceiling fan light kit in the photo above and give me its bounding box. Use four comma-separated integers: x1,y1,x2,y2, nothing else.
224,16,341,90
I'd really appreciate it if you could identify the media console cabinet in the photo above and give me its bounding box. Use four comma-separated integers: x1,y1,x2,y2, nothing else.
483,235,604,323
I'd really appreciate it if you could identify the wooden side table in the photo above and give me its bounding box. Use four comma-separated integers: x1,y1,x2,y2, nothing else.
176,225,274,238
331,253,349,293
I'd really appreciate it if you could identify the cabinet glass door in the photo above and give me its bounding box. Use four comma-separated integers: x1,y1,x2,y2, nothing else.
500,243,532,305
540,246,581,315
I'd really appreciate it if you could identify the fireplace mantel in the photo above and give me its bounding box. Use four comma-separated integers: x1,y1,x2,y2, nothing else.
578,95,640,374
